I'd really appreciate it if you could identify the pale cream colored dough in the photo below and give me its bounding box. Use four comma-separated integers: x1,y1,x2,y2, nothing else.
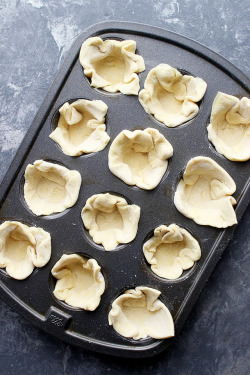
79,37,145,95
207,92,250,161
139,64,207,127
0,221,51,280
51,254,105,310
49,99,110,156
108,286,174,340
143,224,201,279
81,193,140,251
174,156,237,228
108,128,173,190
24,160,82,216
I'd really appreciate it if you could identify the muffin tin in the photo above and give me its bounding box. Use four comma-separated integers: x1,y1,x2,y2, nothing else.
0,21,249,358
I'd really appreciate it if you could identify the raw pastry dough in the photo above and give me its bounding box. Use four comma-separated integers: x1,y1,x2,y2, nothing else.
79,37,145,95
0,221,51,280
49,99,110,156
139,64,207,127
24,160,81,216
207,92,250,161
51,254,105,310
174,156,237,228
108,286,174,340
81,193,140,251
143,224,201,279
108,128,173,190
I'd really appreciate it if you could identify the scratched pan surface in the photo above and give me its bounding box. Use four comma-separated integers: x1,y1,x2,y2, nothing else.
0,21,249,358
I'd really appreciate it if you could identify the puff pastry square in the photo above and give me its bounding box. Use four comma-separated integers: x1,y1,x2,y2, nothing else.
81,193,140,250
52,254,105,310
139,64,207,127
108,128,173,190
207,92,250,161
174,156,237,227
24,160,81,216
0,221,51,280
80,37,145,95
49,99,110,156
143,224,201,279
108,286,174,340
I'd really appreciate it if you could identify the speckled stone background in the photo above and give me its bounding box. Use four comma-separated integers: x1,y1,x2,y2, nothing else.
0,0,249,374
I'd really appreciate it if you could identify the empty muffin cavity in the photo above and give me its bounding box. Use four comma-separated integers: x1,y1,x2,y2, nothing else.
143,224,201,280
81,192,140,251
49,99,110,156
139,64,207,127
79,37,145,95
51,253,105,311
23,160,81,216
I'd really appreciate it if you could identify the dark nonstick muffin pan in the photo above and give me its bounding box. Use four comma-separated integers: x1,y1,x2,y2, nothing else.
0,21,249,358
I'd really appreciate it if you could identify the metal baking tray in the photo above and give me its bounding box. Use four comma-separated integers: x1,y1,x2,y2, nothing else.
0,21,249,358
